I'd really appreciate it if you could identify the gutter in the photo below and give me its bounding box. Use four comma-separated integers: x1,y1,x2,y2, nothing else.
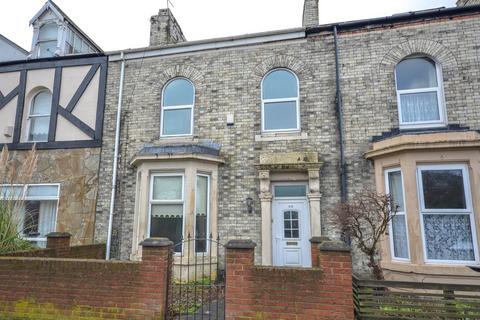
333,26,347,202
106,51,125,260
307,5,480,35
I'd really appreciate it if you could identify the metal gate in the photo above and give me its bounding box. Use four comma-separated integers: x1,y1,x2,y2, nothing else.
167,234,225,320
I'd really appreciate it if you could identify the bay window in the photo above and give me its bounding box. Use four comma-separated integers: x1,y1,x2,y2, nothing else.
0,184,59,247
417,164,478,263
195,174,210,253
385,169,409,260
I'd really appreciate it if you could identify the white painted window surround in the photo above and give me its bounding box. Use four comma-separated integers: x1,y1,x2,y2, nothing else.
395,56,446,129
261,69,300,133
160,78,195,137
417,164,479,264
384,168,410,261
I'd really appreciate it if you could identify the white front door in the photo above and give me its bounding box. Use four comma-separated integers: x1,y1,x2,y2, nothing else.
272,199,311,267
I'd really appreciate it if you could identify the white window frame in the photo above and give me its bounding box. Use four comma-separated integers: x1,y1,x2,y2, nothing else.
394,56,447,129
160,78,195,137
147,173,186,254
27,90,52,142
0,183,60,244
417,164,479,265
261,68,300,133
36,22,58,58
384,168,410,262
272,182,308,200
194,173,211,254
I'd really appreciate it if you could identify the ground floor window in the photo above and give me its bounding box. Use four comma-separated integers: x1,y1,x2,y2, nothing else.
149,174,185,253
385,169,409,260
195,174,210,253
417,164,478,263
0,184,59,247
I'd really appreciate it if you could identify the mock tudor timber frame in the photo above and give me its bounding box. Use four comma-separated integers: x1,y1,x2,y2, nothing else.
0,55,107,150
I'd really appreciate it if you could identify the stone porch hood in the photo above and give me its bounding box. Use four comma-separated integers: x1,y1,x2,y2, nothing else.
364,130,480,159
130,141,224,166
255,151,322,171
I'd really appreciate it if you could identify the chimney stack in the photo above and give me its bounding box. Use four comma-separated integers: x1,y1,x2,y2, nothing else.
149,8,186,47
303,0,319,27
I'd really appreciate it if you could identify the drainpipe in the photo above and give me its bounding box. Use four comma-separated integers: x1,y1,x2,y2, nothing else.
106,51,125,260
333,26,347,202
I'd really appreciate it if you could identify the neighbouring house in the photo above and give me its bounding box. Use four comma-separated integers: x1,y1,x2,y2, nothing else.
0,34,28,63
93,0,480,283
0,0,106,247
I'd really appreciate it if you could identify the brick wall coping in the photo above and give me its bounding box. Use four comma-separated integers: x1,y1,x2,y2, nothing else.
139,237,173,247
319,240,351,252
225,239,257,249
45,232,71,238
310,236,331,243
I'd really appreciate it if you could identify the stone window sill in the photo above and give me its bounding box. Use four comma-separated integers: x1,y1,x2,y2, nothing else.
255,132,308,142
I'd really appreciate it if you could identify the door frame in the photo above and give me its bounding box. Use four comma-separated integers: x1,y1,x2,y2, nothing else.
271,182,312,267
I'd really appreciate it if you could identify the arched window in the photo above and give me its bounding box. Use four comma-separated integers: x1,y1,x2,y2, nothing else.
261,69,300,132
37,23,58,58
161,78,194,136
395,57,445,128
28,91,52,142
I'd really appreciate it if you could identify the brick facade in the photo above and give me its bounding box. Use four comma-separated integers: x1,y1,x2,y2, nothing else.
96,5,480,276
225,239,353,319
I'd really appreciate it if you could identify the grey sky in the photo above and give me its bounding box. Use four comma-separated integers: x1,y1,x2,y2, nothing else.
1,0,456,52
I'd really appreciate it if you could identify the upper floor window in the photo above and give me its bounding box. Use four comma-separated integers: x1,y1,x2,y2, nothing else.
395,57,445,128
28,91,52,142
261,69,300,132
161,78,194,137
37,23,58,58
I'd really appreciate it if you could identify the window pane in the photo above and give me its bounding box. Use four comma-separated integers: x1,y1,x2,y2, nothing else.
73,34,82,52
400,92,439,123
423,214,475,261
283,210,299,239
274,185,306,197
152,176,182,200
264,101,297,130
27,185,59,198
38,41,57,58
396,57,438,90
421,169,466,209
162,108,192,135
195,175,209,252
0,186,24,199
392,215,409,259
388,171,404,212
263,70,298,99
31,91,52,115
38,23,57,41
22,200,56,239
163,79,194,106
29,116,50,142
150,215,183,253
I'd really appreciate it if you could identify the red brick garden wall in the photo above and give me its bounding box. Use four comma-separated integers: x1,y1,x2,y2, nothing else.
225,238,354,320
0,238,172,320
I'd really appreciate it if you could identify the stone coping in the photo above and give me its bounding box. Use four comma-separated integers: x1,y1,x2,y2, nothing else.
309,236,331,244
139,238,173,247
226,239,257,249
319,240,351,252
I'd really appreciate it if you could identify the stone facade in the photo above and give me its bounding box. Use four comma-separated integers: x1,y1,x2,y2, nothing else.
97,4,480,277
11,148,100,245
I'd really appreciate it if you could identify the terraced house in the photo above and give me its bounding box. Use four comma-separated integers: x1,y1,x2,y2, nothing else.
93,0,480,283
0,0,106,246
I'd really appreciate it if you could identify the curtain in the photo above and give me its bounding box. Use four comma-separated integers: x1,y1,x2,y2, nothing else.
38,200,56,237
423,214,475,261
400,92,439,123
392,215,409,259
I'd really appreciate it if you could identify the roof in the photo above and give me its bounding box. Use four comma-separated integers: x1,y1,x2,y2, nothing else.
0,34,28,55
30,0,102,52
108,4,480,61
